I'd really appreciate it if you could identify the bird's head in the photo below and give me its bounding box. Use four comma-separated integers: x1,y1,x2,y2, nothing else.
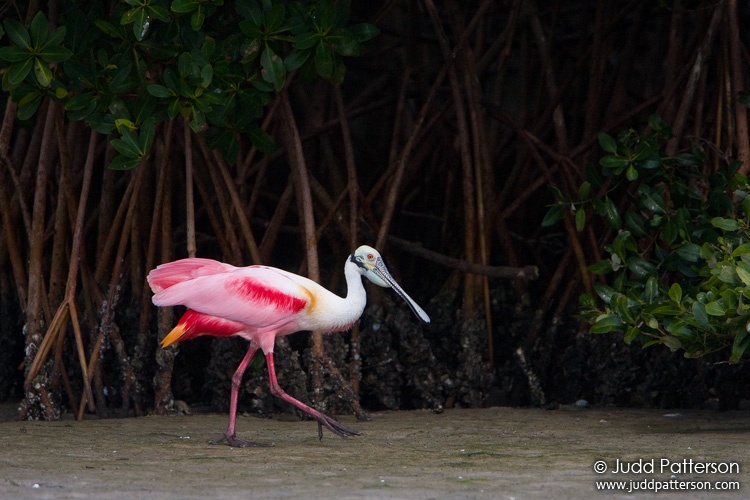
350,245,389,287
350,245,431,323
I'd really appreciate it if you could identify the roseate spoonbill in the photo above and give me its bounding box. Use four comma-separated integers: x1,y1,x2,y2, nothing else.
147,245,430,447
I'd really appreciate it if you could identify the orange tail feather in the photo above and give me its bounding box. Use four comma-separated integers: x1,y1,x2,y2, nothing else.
161,324,187,348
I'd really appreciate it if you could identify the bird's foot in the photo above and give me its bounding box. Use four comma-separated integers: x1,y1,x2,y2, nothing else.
316,413,360,439
210,432,273,448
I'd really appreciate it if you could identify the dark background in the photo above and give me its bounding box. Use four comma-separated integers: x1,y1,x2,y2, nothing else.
1,0,749,421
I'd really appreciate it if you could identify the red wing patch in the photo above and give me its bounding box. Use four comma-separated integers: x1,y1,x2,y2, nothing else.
228,277,308,313
166,309,245,345
184,309,244,336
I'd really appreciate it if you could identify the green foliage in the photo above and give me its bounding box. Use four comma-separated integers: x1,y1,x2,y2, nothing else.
545,115,750,362
0,12,72,118
0,0,379,168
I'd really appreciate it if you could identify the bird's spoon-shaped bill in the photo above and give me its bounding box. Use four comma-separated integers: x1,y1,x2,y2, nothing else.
367,256,431,323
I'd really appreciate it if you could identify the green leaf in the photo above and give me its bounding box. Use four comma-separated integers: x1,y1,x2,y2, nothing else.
6,58,34,85
541,204,564,227
149,4,171,22
28,12,49,47
4,18,32,50
317,0,337,30
147,84,174,98
668,283,682,304
578,181,591,200
676,152,700,166
326,27,359,55
139,116,156,151
593,283,619,304
602,196,621,229
599,155,629,169
0,46,32,62
661,217,678,245
692,301,709,328
579,293,596,308
624,326,640,344
123,8,151,41
177,52,193,77
638,184,665,213
644,276,658,303
38,45,73,63
612,294,636,324
625,164,638,181
265,3,286,33
589,314,624,334
627,257,656,278
598,132,618,154
648,304,682,316
587,259,613,275
675,242,701,262
16,90,43,120
637,153,662,170
188,107,206,131
314,40,334,79
116,126,142,151
239,19,263,38
295,31,321,50
730,328,750,363
661,335,683,350
191,7,206,30
91,19,115,38
284,48,311,71
705,301,725,316
736,266,750,287
167,99,181,119
731,243,750,258
610,230,634,262
33,59,53,87
648,114,671,136
65,97,97,121
743,196,750,221
574,208,586,232
109,154,141,170
171,0,200,14
260,45,286,90
711,217,739,231
110,137,141,158
623,210,647,238
200,64,213,87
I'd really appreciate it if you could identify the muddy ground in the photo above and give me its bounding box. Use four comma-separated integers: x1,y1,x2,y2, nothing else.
0,404,748,499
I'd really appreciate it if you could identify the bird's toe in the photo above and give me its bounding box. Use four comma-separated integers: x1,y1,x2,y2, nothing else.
211,432,273,448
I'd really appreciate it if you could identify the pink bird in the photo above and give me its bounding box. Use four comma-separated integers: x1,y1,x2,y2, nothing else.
147,245,430,447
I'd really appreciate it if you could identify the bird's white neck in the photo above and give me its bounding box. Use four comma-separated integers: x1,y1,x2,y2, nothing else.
343,259,367,306
304,260,368,333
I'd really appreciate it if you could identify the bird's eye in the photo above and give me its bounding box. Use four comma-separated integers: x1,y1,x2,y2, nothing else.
367,253,374,260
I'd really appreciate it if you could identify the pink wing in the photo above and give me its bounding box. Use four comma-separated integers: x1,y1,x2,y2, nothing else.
147,258,237,293
149,259,311,331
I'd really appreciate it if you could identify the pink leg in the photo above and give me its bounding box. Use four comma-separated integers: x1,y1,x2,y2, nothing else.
210,344,270,447
265,352,359,439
